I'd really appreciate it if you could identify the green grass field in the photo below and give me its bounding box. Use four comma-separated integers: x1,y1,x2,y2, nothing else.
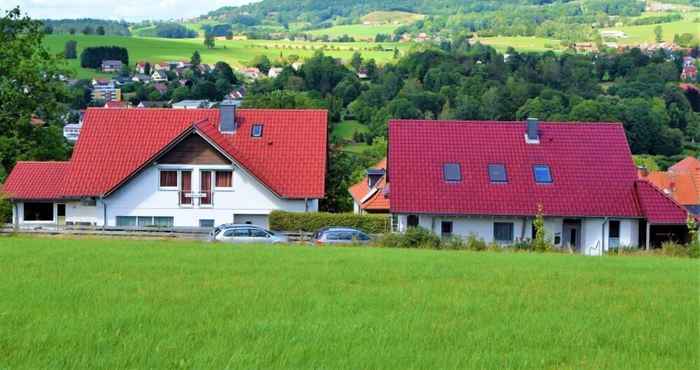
0,236,697,369
331,120,369,141
602,11,700,45
308,24,400,40
44,34,406,79
476,36,564,52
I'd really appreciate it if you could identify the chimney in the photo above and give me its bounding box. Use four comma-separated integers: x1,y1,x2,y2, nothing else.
526,118,539,142
637,166,649,178
219,100,236,133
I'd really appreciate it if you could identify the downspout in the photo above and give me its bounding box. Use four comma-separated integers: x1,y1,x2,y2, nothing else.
102,197,107,230
304,198,308,212
601,217,609,256
520,217,528,240
13,202,19,231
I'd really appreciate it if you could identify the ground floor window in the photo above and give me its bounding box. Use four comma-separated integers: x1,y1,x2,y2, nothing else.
117,216,174,228
609,220,621,248
23,202,53,221
441,221,453,237
199,219,215,228
494,222,514,244
407,214,419,228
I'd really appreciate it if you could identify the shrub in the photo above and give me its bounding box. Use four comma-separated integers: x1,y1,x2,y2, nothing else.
660,241,689,258
441,235,466,250
378,227,440,249
511,239,533,251
269,211,389,234
465,234,487,251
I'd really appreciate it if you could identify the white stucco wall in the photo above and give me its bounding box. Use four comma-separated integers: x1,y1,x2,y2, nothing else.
100,164,317,228
395,214,640,254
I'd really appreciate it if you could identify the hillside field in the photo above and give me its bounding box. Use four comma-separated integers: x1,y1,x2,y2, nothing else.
602,11,700,45
44,35,407,79
308,24,400,40
0,236,697,369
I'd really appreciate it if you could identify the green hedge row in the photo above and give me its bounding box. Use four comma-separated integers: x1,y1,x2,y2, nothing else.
269,211,390,234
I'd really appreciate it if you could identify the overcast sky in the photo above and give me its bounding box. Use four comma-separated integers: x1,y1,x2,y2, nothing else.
3,1,256,21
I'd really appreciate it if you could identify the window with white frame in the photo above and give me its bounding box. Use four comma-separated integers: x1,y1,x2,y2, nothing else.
159,170,178,189
215,170,233,189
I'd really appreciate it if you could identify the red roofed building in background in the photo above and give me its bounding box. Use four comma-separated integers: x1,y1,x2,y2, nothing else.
388,119,689,252
642,157,700,215
348,158,389,214
3,104,327,229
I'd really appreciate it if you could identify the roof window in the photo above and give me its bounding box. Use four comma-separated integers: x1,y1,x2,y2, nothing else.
443,163,461,182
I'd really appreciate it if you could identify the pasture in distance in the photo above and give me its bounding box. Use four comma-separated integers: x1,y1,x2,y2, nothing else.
0,236,697,369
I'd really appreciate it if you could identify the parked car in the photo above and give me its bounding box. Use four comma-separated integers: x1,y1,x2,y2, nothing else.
312,227,372,245
210,224,288,244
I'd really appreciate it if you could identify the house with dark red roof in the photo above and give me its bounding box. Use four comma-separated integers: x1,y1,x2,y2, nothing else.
3,104,327,229
388,119,690,253
348,158,389,214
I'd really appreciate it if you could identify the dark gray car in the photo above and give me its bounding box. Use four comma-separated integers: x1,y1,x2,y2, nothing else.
312,227,372,245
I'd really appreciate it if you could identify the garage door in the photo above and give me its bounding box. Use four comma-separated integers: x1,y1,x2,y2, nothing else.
233,214,269,229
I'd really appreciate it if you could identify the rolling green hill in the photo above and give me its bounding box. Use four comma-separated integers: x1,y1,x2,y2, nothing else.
44,34,407,79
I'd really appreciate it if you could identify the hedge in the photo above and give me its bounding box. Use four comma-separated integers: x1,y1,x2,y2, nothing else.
269,211,390,234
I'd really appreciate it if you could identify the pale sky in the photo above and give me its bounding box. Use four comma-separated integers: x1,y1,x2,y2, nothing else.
2,0,257,21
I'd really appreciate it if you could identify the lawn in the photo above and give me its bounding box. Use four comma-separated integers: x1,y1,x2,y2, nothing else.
601,11,700,45
0,236,698,369
44,34,406,79
308,24,400,40
331,120,369,141
476,36,564,52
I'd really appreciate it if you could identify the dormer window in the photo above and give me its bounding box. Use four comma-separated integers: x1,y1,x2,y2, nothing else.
533,165,553,183
443,163,461,182
488,164,507,183
251,124,263,137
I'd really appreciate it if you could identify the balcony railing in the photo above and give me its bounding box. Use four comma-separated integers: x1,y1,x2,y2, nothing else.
178,191,213,206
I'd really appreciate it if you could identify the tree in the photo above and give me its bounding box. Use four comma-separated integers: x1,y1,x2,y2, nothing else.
654,25,663,43
96,25,105,35
351,51,363,71
68,27,75,35
214,61,236,84
0,7,69,177
204,31,215,49
64,40,77,59
190,50,201,66
252,55,271,74
82,26,93,35
144,62,151,75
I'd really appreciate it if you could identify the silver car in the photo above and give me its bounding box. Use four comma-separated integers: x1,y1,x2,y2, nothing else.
210,224,288,244
312,227,372,245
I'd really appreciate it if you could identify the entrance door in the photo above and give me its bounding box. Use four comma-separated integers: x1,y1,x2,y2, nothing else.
562,219,581,250
56,204,66,226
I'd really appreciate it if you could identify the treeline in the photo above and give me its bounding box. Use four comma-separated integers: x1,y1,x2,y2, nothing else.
41,19,130,36
80,46,129,68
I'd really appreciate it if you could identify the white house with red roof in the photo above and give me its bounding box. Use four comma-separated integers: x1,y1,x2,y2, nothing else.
388,119,690,253
3,104,327,229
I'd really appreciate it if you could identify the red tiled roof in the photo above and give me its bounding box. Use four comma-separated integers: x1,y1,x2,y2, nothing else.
635,180,689,225
644,157,700,206
388,120,651,219
348,158,389,211
1,162,70,200
56,108,326,199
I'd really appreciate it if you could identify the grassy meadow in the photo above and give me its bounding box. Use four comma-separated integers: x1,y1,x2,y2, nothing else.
602,11,700,45
44,34,407,79
0,236,698,369
331,120,369,141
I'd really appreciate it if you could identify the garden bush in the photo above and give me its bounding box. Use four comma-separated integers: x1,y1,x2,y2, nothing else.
660,241,690,257
378,227,440,249
269,211,389,234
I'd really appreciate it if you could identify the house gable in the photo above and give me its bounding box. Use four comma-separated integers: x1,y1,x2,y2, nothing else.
158,133,229,165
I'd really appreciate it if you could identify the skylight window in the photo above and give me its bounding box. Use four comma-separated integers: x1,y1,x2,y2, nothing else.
533,165,553,183
443,163,461,182
251,124,263,137
488,164,507,183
